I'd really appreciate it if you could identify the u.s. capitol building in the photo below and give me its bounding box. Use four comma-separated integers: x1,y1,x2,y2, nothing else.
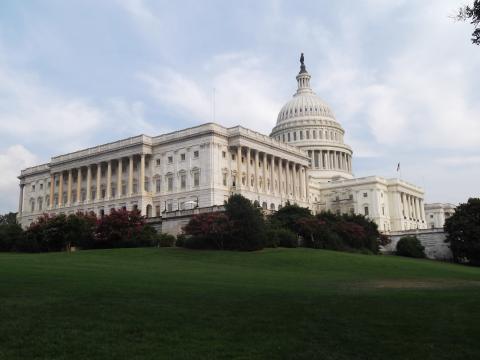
17,56,428,234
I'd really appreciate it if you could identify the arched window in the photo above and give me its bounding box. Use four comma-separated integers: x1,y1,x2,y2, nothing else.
262,202,268,210
270,203,275,210
146,204,152,218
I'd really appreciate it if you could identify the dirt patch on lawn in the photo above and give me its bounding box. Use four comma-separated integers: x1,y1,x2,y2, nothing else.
366,279,480,290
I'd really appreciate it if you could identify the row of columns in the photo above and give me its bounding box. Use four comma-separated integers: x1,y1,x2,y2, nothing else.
234,146,308,201
47,154,146,209
401,193,425,222
308,149,351,172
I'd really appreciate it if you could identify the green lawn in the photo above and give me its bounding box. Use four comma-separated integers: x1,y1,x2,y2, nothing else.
1,248,479,360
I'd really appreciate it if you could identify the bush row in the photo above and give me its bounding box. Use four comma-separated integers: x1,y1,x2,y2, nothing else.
179,195,386,253
0,209,175,253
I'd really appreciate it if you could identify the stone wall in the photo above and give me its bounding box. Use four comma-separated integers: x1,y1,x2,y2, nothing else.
146,205,226,236
383,228,452,261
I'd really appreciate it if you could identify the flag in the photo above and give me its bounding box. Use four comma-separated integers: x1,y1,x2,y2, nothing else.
396,162,400,172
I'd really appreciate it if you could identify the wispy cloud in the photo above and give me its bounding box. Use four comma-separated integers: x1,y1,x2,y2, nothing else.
0,145,38,213
139,53,283,134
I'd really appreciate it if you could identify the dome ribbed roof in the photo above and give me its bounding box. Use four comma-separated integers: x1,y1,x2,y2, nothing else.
275,56,336,126
276,93,335,125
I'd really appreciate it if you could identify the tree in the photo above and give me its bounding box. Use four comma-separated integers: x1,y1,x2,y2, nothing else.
456,1,480,45
269,203,312,234
396,236,425,258
95,208,148,248
445,198,480,265
0,212,22,252
183,212,232,249
0,212,18,225
66,212,97,249
224,194,266,251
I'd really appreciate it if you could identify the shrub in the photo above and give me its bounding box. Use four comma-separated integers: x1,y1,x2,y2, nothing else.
265,228,279,248
175,234,186,247
134,225,159,247
94,209,146,248
15,229,41,253
0,223,24,252
183,212,232,249
295,211,380,254
269,203,312,234
276,228,298,248
157,233,176,247
396,236,425,258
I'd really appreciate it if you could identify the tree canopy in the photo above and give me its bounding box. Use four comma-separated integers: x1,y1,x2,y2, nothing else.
444,198,480,266
456,1,480,45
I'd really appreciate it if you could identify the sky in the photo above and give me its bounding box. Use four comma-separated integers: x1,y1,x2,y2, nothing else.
0,0,479,213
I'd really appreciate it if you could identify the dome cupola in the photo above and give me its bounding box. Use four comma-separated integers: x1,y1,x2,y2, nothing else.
270,54,354,183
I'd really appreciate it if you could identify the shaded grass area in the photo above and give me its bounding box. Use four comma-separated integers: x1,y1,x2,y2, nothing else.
0,248,479,359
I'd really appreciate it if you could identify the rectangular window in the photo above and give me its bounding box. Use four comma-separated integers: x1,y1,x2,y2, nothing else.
364,206,369,216
193,151,199,158
222,173,227,186
288,133,291,141
168,156,173,164
180,153,186,161
167,177,173,191
193,172,200,187
181,174,186,189
156,159,161,166
232,154,235,160
294,132,297,141
222,151,226,158
32,184,35,192
300,131,303,140
306,130,310,139
363,192,368,197
156,179,161,193
282,134,285,142
167,202,173,212
155,205,160,217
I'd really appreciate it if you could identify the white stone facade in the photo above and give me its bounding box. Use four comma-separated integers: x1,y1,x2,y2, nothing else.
17,55,429,233
424,203,455,229
18,124,310,228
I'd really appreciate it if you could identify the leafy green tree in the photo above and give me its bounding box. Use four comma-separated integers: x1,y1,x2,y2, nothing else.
183,212,232,249
66,212,97,249
269,203,312,234
0,211,23,251
0,212,18,225
456,1,480,45
224,194,265,251
445,198,480,265
396,236,426,258
94,209,147,248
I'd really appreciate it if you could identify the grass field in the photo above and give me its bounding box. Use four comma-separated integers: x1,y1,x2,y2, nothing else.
1,248,480,360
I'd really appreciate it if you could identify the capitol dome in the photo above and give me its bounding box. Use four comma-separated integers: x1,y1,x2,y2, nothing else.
270,54,353,182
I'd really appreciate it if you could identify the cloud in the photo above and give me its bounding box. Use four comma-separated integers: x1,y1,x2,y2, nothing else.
139,54,283,133
0,145,38,213
0,64,104,152
117,0,159,26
